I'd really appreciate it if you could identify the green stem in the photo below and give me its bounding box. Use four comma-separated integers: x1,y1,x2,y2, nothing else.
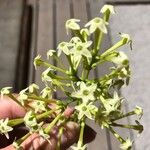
108,126,125,143
77,121,85,147
45,113,62,134
56,127,64,150
100,39,125,58
8,94,23,108
111,122,143,132
111,111,136,122
43,62,67,74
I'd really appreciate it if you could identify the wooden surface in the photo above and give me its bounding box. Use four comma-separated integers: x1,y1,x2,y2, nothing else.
0,0,25,91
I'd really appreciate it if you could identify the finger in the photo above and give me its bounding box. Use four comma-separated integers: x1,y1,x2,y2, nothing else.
0,95,25,119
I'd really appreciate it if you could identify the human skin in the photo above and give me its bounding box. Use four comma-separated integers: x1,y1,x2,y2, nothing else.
0,96,96,150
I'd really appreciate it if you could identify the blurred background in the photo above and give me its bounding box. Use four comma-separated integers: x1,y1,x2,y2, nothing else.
0,0,150,149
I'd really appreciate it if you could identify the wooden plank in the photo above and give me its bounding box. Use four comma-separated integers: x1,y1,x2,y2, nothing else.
35,0,54,89
55,0,71,99
0,0,25,91
27,0,38,85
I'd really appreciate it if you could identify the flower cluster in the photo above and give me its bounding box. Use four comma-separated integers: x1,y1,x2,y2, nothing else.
0,4,143,150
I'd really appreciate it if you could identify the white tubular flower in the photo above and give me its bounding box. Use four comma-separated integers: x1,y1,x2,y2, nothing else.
24,111,37,131
70,37,82,44
57,42,72,56
134,106,143,118
39,128,50,142
0,87,12,99
85,17,108,34
0,118,13,139
120,33,132,44
29,83,39,93
41,87,52,99
47,50,56,59
70,41,92,64
34,55,43,69
65,19,80,34
71,144,87,150
100,5,115,15
71,82,97,103
109,51,129,66
42,68,53,83
120,138,133,150
30,101,46,113
18,88,28,106
75,102,98,120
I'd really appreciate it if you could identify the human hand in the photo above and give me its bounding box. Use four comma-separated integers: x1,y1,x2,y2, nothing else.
0,96,96,150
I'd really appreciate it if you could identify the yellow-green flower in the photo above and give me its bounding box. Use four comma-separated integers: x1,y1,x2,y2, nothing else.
18,88,28,106
0,87,12,99
47,49,56,59
120,138,132,150
75,102,98,120
71,82,97,103
66,19,80,34
100,5,115,15
41,87,52,99
34,55,43,69
30,101,46,113
85,17,108,34
29,83,39,93
0,118,13,139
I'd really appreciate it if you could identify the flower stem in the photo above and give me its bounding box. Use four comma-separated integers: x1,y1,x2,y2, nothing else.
44,113,62,134
43,62,67,74
56,126,64,150
77,120,85,147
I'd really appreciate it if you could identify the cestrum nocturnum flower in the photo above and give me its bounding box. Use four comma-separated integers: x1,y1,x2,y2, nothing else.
24,111,38,132
57,42,72,57
18,88,28,106
108,51,129,66
75,102,98,120
71,144,87,150
34,55,43,69
120,33,132,44
120,138,133,150
30,101,46,113
29,83,39,93
0,87,12,98
70,41,92,63
85,17,108,34
134,106,143,118
47,49,56,59
100,4,115,15
65,19,80,34
41,86,52,99
42,67,53,83
0,118,13,139
71,82,97,103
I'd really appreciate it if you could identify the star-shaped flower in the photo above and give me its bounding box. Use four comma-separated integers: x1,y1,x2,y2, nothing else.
47,50,56,59
71,82,97,103
71,144,87,150
57,42,72,56
134,106,143,118
75,102,98,120
29,83,39,93
41,87,52,99
70,41,92,64
0,118,13,139
30,101,46,113
24,111,38,131
85,17,108,34
66,19,80,34
18,88,28,106
109,51,129,66
42,68,53,83
120,138,133,150
120,33,132,44
100,5,115,15
34,55,43,69
0,87,12,99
